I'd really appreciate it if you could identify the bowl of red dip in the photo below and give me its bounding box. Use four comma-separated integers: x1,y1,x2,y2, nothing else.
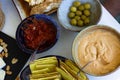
16,14,60,54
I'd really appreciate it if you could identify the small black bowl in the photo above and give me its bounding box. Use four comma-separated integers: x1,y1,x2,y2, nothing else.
16,14,60,54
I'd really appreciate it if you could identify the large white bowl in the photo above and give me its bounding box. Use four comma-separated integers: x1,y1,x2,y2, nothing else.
57,0,102,31
72,25,120,76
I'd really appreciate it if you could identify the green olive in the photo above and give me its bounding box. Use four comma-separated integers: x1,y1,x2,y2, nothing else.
84,3,91,9
68,12,75,18
76,11,82,16
84,17,90,24
83,10,90,16
70,6,77,12
73,1,81,7
81,15,87,20
78,5,84,11
70,19,77,26
77,20,84,27
74,16,81,20
68,1,92,27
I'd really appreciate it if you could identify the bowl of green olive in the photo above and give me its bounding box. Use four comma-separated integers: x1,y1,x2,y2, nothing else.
57,0,102,31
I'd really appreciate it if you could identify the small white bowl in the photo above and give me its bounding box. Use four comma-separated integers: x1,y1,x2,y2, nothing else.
57,0,102,31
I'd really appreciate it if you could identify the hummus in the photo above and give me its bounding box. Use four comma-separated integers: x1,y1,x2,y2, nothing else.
77,28,120,76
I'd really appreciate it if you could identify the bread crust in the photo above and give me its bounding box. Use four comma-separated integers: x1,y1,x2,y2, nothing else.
0,7,5,30
30,0,61,15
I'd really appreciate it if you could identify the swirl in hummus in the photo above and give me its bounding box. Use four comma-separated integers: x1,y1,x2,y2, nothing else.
77,27,120,76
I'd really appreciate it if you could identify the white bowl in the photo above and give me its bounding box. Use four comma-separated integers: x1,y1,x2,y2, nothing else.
57,0,102,31
72,25,120,76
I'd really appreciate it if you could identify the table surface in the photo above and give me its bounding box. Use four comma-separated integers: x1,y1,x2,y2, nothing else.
0,0,120,80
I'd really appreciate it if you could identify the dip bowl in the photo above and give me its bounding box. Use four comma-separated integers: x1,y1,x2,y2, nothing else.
72,25,120,76
16,14,60,54
57,0,102,31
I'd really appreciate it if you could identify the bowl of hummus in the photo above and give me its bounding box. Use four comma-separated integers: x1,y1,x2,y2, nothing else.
72,25,120,76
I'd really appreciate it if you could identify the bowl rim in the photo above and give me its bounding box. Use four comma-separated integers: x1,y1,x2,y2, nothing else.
72,24,120,76
16,14,60,54
57,0,102,32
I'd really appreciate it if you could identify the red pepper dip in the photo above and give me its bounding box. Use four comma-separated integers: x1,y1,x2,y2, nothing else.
22,17,57,51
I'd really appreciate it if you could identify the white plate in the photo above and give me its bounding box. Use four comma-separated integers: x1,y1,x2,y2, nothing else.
12,0,26,20
12,0,60,20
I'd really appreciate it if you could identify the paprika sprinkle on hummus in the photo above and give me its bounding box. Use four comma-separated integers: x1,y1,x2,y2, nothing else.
22,16,57,51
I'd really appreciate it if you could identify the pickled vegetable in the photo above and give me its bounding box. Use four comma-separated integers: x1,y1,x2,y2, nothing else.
84,3,91,9
68,1,92,27
84,17,90,24
65,59,79,73
77,20,84,27
74,16,81,20
29,56,88,80
73,1,81,7
56,67,75,80
84,10,90,16
76,11,82,16
70,6,77,12
61,59,88,80
81,15,87,20
68,12,75,18
78,5,84,11
70,19,77,26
